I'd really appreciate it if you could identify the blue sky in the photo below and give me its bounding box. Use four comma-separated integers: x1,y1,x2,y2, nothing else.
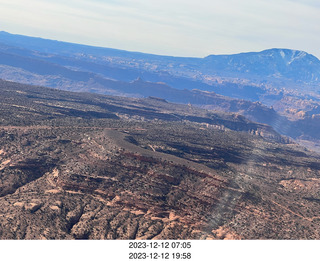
0,0,319,58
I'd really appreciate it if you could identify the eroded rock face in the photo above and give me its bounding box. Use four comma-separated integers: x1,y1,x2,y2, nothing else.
1,123,320,240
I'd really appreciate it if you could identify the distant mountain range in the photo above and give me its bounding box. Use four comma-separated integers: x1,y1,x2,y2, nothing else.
1,31,320,89
203,49,320,84
1,31,320,151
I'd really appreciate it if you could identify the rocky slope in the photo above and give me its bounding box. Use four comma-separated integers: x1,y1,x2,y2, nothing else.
1,80,320,239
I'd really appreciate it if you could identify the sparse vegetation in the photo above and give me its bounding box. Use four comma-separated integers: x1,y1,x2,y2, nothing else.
1,80,320,239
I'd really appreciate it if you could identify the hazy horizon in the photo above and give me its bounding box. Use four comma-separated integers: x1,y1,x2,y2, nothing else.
1,30,319,60
0,0,319,58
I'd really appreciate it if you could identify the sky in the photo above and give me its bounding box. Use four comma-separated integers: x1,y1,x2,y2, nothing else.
0,0,319,58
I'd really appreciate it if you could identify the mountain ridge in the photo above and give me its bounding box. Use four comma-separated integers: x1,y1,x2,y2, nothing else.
1,31,320,97
204,48,320,84
2,31,319,60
